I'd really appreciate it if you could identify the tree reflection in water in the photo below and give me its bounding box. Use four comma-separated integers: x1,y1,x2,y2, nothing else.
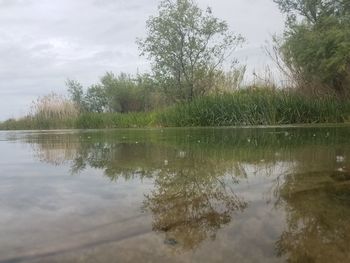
16,127,350,258
274,147,350,262
22,129,255,250
143,154,247,250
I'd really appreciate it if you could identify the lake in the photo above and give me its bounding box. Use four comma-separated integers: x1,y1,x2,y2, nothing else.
1,126,350,263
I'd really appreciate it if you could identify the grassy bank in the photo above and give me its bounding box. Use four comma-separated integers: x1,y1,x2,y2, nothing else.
1,89,350,130
0,112,155,130
159,89,350,126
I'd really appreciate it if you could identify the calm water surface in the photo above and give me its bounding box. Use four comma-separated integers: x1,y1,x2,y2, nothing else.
1,126,350,263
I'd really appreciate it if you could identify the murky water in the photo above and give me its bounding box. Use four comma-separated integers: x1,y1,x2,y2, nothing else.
1,126,350,262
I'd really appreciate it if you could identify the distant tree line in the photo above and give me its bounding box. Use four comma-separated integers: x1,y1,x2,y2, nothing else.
67,0,350,114
67,68,246,114
67,73,166,113
67,0,245,113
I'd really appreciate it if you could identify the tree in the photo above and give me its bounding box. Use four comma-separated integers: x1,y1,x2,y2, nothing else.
137,0,244,102
274,0,350,96
65,72,167,114
274,0,350,24
66,79,86,111
85,85,108,113
101,72,144,113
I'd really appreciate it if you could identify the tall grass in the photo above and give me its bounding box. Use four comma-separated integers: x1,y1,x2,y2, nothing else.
1,88,349,130
30,93,79,120
0,93,79,130
157,89,350,127
29,93,79,129
0,117,36,130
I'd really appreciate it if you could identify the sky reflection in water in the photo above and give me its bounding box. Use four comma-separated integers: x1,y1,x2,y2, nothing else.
0,126,350,262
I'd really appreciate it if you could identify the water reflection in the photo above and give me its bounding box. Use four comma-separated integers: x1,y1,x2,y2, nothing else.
275,168,350,261
143,155,247,250
24,130,253,250
6,126,350,261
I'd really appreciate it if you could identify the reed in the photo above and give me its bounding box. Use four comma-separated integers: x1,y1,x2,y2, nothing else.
157,89,350,127
1,88,349,130
29,93,79,129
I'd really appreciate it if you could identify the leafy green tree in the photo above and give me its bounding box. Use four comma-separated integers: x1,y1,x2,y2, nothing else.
137,0,244,102
66,72,166,114
274,0,350,24
274,0,350,95
101,72,144,113
66,79,86,111
85,85,108,113
136,73,166,111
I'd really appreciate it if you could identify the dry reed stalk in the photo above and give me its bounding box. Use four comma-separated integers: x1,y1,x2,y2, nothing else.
30,93,79,120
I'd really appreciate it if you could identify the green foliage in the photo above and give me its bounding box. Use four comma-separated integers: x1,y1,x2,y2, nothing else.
136,73,167,111
137,0,244,102
209,66,247,94
274,0,350,23
66,79,86,111
66,72,166,114
2,89,350,130
281,18,350,93
102,72,144,113
274,0,350,95
85,85,108,113
62,1,246,114
0,117,35,130
157,89,350,127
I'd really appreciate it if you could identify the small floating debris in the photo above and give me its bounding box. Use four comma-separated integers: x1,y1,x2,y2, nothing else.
336,156,345,163
164,238,178,246
284,132,289,137
164,160,168,166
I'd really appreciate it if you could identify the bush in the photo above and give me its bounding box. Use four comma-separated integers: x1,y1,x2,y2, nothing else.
274,0,350,96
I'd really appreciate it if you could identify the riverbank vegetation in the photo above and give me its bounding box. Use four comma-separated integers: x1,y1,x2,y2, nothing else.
1,89,349,130
1,0,349,130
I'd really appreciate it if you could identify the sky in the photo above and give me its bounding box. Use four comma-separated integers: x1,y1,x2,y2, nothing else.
0,0,285,120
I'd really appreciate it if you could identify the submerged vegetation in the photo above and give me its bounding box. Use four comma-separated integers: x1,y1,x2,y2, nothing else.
1,0,349,130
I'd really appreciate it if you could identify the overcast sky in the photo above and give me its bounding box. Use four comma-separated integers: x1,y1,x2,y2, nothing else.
0,0,285,120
